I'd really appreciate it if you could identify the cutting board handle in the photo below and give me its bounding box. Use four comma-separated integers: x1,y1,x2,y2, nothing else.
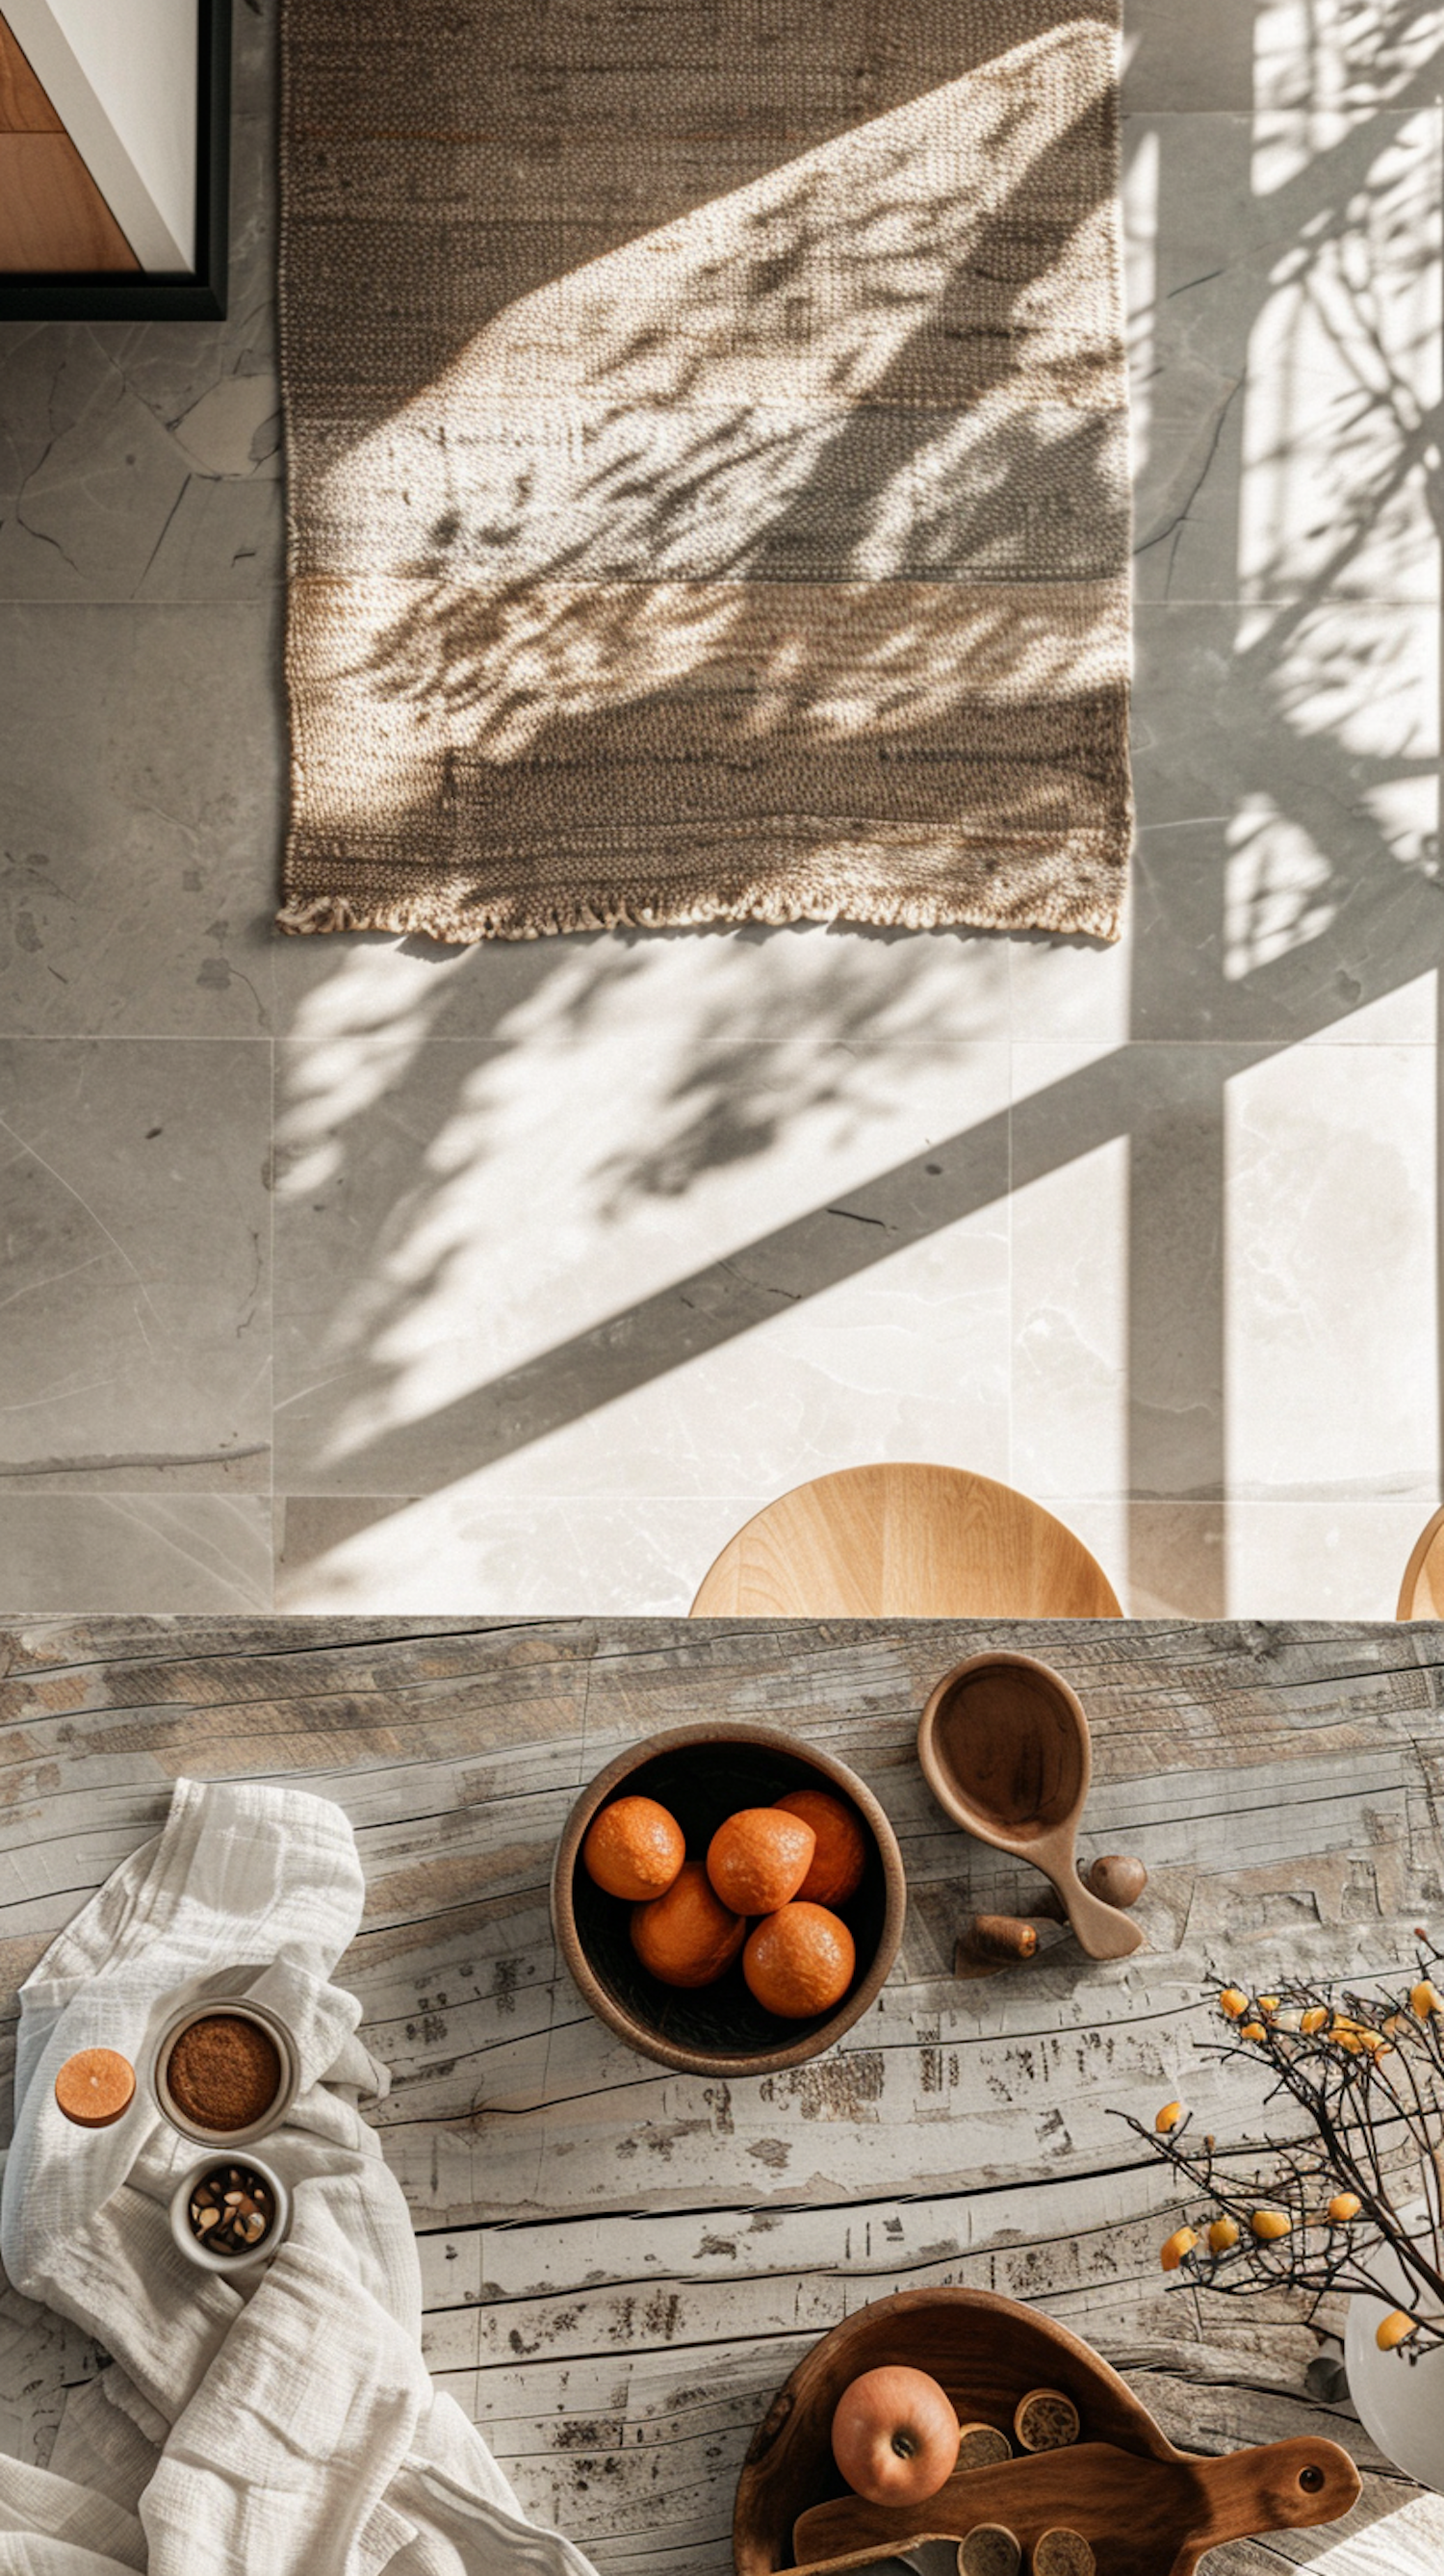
1183,2436,1360,2556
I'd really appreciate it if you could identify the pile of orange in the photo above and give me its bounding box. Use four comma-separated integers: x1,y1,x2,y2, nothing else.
581,1784,868,2019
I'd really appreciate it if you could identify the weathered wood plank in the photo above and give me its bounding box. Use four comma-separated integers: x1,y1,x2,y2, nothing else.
0,1619,1439,2574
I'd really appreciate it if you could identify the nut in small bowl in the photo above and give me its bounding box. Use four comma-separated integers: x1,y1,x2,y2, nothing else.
169,2150,291,2274
552,1723,906,2077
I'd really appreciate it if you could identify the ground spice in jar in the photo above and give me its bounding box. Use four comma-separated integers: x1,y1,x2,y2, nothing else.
165,2014,281,2133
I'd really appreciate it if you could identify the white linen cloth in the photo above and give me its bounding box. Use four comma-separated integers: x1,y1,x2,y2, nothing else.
0,1777,600,2576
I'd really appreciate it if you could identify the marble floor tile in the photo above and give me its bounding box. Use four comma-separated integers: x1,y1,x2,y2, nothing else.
1014,1042,1245,1521
0,317,283,606
0,1041,272,1487
1122,0,1254,114
1127,1492,1437,1618
1011,1125,1130,1506
272,907,1018,1052
0,1496,272,1611
0,604,283,1037
1028,1493,1130,1609
0,10,280,609
1125,1503,1228,1616
275,1493,746,1614
1252,0,1444,113
1014,1033,1440,1535
1129,108,1440,609
272,1036,1012,1497
1059,600,1439,1049
1226,1036,1437,1502
1223,1495,1439,1618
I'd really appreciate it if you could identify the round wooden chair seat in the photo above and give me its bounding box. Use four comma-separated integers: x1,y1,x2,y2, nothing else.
689,1465,1122,1619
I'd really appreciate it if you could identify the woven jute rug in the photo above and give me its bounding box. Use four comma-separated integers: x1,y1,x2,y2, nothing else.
278,0,1131,943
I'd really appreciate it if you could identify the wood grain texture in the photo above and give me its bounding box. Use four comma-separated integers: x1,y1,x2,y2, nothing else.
0,131,139,269
689,1470,1123,1618
0,16,58,130
1,1616,1442,2575
0,9,138,271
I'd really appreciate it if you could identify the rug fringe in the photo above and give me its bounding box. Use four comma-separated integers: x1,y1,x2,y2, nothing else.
275,885,1123,945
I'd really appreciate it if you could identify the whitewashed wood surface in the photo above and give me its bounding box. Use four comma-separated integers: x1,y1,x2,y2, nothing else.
1,1617,1441,2573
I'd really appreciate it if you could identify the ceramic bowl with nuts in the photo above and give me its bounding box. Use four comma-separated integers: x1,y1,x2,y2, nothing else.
168,2150,291,2274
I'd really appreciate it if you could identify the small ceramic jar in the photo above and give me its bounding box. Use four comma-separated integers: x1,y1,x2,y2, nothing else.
168,2150,291,2275
150,1996,298,2149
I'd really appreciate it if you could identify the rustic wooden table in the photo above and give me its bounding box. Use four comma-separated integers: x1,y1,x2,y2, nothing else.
2,1617,1442,2574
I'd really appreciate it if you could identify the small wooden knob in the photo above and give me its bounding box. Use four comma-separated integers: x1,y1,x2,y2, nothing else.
1033,2533,1096,2576
54,2048,135,2128
1013,2387,1081,2452
956,2422,1013,2470
959,1915,1040,1970
957,2527,1022,2576
1086,1854,1147,1910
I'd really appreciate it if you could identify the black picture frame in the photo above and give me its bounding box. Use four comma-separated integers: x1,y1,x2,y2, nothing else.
0,0,232,320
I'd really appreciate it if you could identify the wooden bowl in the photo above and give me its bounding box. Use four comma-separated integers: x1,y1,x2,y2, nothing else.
552,1724,906,2077
733,2287,1359,2576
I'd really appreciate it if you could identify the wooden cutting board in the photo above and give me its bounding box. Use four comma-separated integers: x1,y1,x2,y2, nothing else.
790,2434,1360,2576
733,2287,1361,2576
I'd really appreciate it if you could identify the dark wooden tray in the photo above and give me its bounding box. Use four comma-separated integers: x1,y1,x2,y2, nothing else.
732,2288,1360,2576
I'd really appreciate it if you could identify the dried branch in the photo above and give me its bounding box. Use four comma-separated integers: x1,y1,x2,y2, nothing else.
1121,1936,1444,2363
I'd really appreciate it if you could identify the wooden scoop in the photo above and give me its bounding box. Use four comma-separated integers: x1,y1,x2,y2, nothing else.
790,2435,1360,2576
917,1655,1144,1961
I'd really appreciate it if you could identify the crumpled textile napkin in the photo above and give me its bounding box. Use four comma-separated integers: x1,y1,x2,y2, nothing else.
0,1776,599,2576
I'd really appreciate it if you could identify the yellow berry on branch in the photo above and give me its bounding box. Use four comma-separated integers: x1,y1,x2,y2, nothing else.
1160,2228,1198,2272
1376,2309,1418,2351
1154,2100,1189,2135
1219,1988,1250,2021
1300,2007,1328,2035
1207,2215,1240,2253
1327,2193,1362,2224
1251,2209,1292,2242
1410,1980,1443,2020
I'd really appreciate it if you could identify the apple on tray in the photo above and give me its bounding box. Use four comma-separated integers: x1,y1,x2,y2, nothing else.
831,2365,962,2508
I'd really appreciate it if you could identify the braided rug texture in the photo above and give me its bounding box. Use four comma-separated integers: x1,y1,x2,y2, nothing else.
278,0,1131,943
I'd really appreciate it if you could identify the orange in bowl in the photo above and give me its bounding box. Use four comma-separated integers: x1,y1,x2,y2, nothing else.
774,1788,867,1906
743,1901,856,2018
708,1807,815,1915
583,1795,685,1902
632,1862,748,1988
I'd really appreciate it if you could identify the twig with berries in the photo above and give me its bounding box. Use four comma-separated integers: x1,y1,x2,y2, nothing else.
1119,1934,1444,2361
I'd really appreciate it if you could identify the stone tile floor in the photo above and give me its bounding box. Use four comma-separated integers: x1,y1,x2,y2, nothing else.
0,0,1440,1614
